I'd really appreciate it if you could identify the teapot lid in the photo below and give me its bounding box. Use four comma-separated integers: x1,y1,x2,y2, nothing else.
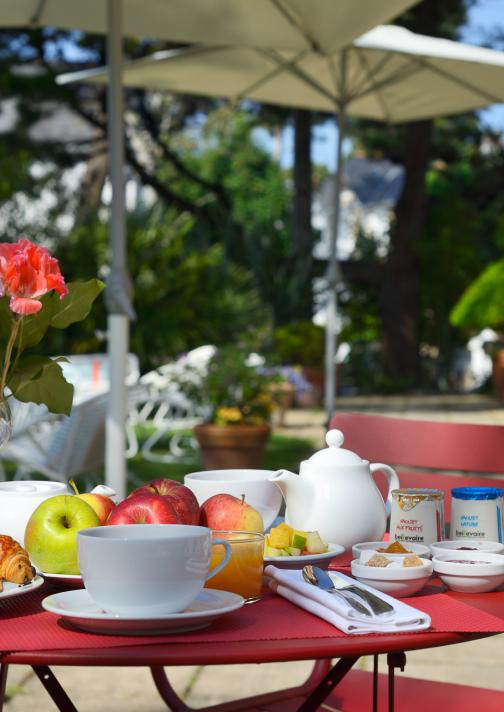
307,429,365,466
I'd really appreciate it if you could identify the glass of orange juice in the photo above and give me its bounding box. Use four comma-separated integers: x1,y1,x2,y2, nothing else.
206,530,264,603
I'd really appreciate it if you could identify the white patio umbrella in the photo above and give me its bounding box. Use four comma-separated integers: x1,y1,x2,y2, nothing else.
59,23,504,425
1,0,418,495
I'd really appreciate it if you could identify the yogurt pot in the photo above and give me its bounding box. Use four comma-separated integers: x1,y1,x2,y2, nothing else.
389,488,445,547
450,487,503,542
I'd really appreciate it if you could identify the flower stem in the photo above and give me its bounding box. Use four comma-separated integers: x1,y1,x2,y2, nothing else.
0,318,21,399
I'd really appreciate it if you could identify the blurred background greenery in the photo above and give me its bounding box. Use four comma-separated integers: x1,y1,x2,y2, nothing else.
0,0,503,396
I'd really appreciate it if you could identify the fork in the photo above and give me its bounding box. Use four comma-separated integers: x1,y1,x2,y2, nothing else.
302,565,373,616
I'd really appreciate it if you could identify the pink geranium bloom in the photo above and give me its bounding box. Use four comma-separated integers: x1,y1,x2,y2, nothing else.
0,239,67,315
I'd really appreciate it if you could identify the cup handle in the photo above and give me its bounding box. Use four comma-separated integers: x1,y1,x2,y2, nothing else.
206,538,232,581
370,463,400,517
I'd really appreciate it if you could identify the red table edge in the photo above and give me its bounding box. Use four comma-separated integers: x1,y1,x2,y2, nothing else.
0,631,493,667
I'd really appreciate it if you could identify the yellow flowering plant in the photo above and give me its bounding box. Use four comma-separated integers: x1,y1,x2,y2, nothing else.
200,347,275,426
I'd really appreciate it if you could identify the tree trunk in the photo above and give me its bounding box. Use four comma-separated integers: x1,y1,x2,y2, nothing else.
380,120,433,383
288,108,313,321
77,149,108,220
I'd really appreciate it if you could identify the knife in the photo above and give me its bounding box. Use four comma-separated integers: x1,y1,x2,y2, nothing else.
312,566,394,616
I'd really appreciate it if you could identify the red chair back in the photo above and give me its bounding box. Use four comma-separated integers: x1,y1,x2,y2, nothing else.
329,412,504,524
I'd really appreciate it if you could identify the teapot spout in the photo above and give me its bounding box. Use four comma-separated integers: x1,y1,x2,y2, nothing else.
270,469,308,503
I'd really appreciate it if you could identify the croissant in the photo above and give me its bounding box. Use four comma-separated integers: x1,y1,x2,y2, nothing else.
0,535,36,585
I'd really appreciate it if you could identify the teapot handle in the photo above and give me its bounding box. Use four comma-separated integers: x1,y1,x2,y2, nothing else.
370,463,400,517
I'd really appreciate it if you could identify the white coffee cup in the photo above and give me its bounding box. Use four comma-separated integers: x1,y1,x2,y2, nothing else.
184,469,282,530
77,524,232,616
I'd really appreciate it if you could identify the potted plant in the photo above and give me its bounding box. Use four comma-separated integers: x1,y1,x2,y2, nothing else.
273,321,326,406
185,346,275,469
450,258,504,400
0,238,103,446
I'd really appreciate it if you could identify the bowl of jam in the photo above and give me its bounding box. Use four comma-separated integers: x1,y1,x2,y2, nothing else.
352,540,431,560
430,539,504,559
432,550,504,593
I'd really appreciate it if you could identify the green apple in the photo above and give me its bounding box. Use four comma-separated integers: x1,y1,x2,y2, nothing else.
24,495,101,574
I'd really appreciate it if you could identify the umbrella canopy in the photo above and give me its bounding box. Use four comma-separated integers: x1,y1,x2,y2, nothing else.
59,23,504,425
0,1,417,51
62,24,504,120
3,0,419,496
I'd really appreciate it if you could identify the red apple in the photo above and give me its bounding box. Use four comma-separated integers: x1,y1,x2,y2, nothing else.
199,494,263,533
76,493,116,524
68,480,116,525
106,493,180,525
128,478,199,525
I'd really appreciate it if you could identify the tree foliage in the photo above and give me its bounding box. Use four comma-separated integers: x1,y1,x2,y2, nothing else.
47,206,270,369
1,7,504,392
338,0,504,387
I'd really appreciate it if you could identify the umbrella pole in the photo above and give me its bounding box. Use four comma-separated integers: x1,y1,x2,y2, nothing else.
105,0,129,499
324,105,345,426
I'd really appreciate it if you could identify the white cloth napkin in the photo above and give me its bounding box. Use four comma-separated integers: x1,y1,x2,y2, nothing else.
264,565,431,635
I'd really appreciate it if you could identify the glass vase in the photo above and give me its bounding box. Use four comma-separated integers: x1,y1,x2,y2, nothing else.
0,398,12,450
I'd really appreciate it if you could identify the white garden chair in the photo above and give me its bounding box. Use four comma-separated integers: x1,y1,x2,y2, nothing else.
126,346,215,464
0,383,149,489
127,369,205,464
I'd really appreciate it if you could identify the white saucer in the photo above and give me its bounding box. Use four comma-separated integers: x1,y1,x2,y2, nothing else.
264,543,345,570
0,575,44,601
42,588,245,635
40,572,84,588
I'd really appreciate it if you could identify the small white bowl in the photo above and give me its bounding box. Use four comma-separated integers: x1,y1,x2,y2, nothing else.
430,540,504,558
350,557,433,597
432,551,504,593
352,541,431,560
184,469,282,531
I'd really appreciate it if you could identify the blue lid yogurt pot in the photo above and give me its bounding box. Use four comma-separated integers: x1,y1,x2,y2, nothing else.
450,487,503,542
451,487,503,500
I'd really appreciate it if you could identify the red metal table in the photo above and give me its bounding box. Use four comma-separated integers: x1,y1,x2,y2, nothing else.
1,582,502,712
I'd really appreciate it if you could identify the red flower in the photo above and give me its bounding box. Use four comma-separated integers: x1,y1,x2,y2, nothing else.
0,239,67,315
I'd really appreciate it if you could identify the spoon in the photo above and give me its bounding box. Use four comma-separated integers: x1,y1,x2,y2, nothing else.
302,565,372,616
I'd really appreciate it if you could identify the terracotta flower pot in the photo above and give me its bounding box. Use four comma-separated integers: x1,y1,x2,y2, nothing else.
492,348,504,402
194,423,271,470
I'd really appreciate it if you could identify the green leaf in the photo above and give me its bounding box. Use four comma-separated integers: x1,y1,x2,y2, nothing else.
8,355,74,415
450,258,504,331
50,279,105,329
16,293,57,350
0,299,13,344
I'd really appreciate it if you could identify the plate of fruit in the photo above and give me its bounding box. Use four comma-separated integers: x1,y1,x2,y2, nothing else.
264,523,344,569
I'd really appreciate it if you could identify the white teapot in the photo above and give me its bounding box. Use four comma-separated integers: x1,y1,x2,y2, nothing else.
270,429,400,550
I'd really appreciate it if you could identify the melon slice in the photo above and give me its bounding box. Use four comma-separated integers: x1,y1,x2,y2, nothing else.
304,531,328,554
